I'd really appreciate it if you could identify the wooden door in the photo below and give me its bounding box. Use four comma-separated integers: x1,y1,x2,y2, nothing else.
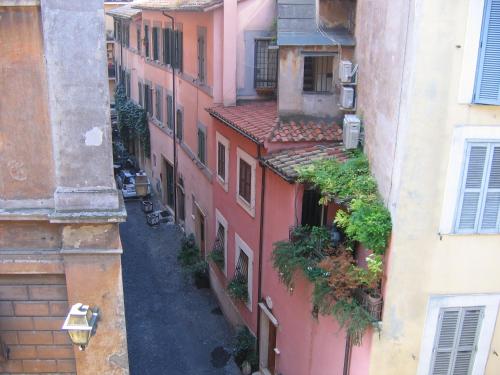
268,322,277,374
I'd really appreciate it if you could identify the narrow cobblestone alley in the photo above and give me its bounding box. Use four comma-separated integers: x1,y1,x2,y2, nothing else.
120,201,240,375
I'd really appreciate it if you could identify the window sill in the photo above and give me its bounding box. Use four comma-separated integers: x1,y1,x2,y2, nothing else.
216,175,228,192
236,195,255,218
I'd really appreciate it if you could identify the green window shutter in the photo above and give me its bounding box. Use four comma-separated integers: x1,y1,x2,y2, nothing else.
162,29,171,65
166,95,173,129
173,30,183,71
176,109,183,141
474,0,500,104
431,308,483,375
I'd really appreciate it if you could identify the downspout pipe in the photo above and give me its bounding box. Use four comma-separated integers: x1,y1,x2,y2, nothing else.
162,11,178,224
256,144,266,363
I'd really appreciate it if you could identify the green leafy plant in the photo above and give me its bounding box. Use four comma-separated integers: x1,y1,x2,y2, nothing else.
208,248,224,269
331,299,373,346
178,234,207,279
114,85,150,157
227,275,248,303
233,326,258,371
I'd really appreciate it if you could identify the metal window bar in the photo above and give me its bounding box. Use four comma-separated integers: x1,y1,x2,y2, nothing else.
254,39,278,88
235,250,249,282
212,224,225,257
239,159,252,203
303,56,333,92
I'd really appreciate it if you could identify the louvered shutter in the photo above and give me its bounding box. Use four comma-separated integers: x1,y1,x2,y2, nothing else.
431,308,483,375
457,145,488,231
474,0,500,105
480,146,500,230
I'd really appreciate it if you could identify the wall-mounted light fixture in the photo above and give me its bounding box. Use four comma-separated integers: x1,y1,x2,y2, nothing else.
61,303,98,351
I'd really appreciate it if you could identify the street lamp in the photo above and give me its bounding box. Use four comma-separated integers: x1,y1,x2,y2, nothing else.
61,303,98,351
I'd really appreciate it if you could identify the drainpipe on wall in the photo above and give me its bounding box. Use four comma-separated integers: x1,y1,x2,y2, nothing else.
343,334,352,375
256,144,267,364
162,11,178,224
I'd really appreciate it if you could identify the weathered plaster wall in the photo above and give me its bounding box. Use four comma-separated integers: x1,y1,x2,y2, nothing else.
278,45,353,118
356,0,500,374
319,0,355,31
0,6,55,202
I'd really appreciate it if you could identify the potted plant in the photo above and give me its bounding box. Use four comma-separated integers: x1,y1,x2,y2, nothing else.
355,253,383,320
227,275,248,303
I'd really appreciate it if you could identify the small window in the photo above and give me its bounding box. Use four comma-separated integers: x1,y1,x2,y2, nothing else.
254,39,278,88
197,27,206,83
239,159,252,204
162,28,172,65
303,55,334,93
217,142,226,180
212,221,226,271
123,23,130,48
138,82,143,107
152,27,160,61
144,25,150,58
166,95,173,129
455,142,500,233
234,234,253,310
136,27,141,54
176,109,183,141
166,162,174,209
197,126,207,165
155,87,163,124
178,177,186,221
144,83,153,116
173,29,183,71
301,188,326,227
430,307,483,375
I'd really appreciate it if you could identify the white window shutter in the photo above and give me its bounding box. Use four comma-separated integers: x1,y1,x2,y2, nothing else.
431,308,483,375
480,146,500,230
474,0,500,105
457,145,488,231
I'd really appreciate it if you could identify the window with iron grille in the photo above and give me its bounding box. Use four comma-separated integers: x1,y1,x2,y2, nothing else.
254,39,278,89
144,25,150,58
155,86,163,124
212,223,226,266
152,27,159,61
197,126,206,165
303,55,334,93
197,27,206,83
176,109,183,141
136,27,141,54
162,28,172,65
166,95,173,129
239,159,252,204
217,142,226,180
235,249,249,292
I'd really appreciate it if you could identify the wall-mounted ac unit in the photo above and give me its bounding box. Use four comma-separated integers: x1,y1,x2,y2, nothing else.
339,60,353,83
340,85,355,109
343,114,361,150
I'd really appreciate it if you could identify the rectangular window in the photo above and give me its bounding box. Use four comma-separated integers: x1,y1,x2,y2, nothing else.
197,27,206,83
138,82,143,107
217,142,226,180
429,307,484,375
144,25,150,58
254,39,278,88
455,142,500,233
178,178,186,221
123,23,130,48
144,83,153,116
173,29,183,71
152,27,159,61
125,72,131,98
166,162,174,208
239,159,252,204
155,87,163,124
474,0,500,105
166,95,173,129
176,109,183,141
197,126,206,165
301,189,326,227
162,28,172,65
136,27,141,54
234,234,253,310
303,55,334,92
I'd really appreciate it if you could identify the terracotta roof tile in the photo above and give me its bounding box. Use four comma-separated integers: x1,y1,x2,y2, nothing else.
133,0,222,11
106,4,142,19
207,101,278,144
270,119,343,143
261,144,349,181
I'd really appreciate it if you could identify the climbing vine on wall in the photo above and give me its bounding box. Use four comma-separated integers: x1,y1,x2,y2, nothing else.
115,85,150,157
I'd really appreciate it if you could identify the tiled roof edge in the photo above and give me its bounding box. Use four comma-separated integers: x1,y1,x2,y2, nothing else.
206,107,263,145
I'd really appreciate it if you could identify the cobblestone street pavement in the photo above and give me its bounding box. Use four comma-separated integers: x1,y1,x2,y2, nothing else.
120,201,240,375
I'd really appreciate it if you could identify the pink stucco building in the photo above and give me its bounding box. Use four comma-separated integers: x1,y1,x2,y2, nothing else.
109,0,375,374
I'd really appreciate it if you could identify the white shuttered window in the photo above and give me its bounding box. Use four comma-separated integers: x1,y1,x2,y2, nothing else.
456,142,500,233
474,0,500,105
430,307,484,375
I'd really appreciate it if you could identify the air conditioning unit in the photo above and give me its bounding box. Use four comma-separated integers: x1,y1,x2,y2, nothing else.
339,60,353,83
343,114,361,149
340,85,355,109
